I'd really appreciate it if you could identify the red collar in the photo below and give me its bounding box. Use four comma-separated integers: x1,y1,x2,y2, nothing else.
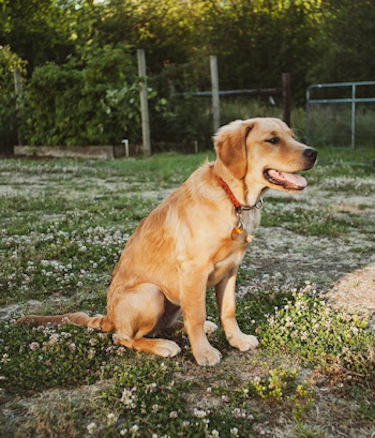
216,176,263,212
216,176,242,209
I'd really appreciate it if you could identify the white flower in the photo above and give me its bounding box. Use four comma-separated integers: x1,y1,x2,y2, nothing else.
87,422,96,434
121,388,137,408
120,429,127,436
1,354,10,363
232,408,242,418
194,408,207,418
230,427,239,436
107,412,118,424
68,342,76,351
130,424,139,433
117,346,126,356
29,342,39,351
211,430,220,437
48,333,60,345
169,410,178,418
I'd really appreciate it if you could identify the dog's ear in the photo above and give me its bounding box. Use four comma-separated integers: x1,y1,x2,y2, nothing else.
214,120,253,179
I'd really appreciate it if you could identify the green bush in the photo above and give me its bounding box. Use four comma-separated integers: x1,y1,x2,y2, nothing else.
22,44,141,146
0,45,26,152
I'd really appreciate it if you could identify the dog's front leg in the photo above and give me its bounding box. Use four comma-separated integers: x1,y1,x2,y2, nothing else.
180,263,222,366
215,268,259,351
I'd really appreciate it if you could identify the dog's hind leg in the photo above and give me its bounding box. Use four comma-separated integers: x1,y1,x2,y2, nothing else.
112,283,181,358
148,299,218,336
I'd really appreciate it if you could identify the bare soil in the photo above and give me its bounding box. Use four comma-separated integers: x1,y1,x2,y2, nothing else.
325,262,375,328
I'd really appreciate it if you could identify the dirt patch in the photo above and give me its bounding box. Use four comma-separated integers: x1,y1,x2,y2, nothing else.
247,227,375,290
0,297,73,321
325,262,375,328
1,380,111,437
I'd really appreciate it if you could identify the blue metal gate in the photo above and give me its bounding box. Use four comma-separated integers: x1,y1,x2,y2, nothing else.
306,81,375,148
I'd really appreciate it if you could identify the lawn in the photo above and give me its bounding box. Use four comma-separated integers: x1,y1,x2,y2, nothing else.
1,148,375,437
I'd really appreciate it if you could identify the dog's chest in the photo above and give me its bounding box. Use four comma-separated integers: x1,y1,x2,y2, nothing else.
207,210,261,287
241,208,261,237
208,251,244,287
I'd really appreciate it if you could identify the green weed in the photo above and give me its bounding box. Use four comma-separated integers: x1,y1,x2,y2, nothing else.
257,289,375,380
0,322,119,392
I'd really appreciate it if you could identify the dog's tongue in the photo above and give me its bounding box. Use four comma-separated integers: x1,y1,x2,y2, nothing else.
268,169,307,189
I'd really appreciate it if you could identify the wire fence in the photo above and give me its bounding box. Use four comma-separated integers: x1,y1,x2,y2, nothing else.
306,81,375,148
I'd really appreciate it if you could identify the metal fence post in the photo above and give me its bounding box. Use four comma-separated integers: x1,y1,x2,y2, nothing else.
210,55,220,133
306,86,311,145
282,73,291,127
351,84,356,149
13,67,22,146
137,49,151,156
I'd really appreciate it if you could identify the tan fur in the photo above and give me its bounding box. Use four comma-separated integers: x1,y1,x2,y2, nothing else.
17,118,316,366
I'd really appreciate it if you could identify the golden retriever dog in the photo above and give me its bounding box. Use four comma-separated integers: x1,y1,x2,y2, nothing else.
18,118,317,366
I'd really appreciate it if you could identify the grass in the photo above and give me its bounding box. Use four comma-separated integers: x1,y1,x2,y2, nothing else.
1,148,375,437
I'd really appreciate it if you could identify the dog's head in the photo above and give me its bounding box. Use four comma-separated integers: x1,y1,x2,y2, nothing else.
214,118,317,193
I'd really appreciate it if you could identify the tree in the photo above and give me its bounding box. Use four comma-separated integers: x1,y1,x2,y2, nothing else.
22,44,140,146
197,0,321,101
0,45,26,153
0,0,77,72
308,0,375,83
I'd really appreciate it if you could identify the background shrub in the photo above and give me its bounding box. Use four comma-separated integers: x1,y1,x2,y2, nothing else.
0,45,26,154
22,44,140,146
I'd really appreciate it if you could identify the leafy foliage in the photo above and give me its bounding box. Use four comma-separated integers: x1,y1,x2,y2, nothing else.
308,0,375,83
258,290,375,379
0,45,26,151
22,44,140,146
0,322,116,391
2,0,375,147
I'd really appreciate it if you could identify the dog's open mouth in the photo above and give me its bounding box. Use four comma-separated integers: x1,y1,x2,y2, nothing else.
264,169,307,191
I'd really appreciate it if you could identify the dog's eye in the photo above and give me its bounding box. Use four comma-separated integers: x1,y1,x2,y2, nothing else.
266,137,280,145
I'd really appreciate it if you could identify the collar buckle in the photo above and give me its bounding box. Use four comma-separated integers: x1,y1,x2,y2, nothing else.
235,198,263,214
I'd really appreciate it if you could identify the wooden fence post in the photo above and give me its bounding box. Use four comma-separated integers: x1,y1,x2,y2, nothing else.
13,67,22,146
282,72,291,127
210,55,220,133
137,49,151,156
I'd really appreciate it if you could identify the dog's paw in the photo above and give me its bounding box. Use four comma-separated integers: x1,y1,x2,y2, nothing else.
204,320,218,335
154,340,181,358
194,345,222,366
229,333,259,352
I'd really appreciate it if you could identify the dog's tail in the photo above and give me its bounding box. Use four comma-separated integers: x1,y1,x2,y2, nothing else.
17,312,114,332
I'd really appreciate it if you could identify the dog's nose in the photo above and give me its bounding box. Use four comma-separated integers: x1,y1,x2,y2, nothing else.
303,148,317,162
